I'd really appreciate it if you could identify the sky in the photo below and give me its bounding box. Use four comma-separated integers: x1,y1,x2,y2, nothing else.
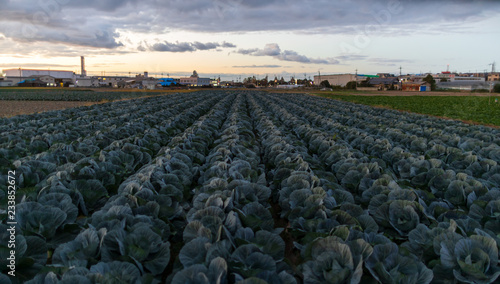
0,0,499,81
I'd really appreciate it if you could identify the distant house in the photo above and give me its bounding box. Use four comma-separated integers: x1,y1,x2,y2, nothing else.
487,73,499,82
402,82,431,92
368,77,400,90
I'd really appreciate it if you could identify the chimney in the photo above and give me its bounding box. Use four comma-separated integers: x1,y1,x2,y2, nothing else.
81,56,87,77
144,71,148,78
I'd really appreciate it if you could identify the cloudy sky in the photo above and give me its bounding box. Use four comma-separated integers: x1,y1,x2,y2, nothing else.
0,0,499,80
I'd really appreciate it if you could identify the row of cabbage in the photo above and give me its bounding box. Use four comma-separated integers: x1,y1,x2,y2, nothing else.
0,90,164,102
1,91,499,283
170,94,295,283
0,92,227,283
253,93,500,283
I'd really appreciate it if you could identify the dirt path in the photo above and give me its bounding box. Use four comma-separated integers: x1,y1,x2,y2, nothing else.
0,101,96,117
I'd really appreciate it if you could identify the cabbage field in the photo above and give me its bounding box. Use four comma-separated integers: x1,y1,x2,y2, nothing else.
0,89,166,102
1,91,500,283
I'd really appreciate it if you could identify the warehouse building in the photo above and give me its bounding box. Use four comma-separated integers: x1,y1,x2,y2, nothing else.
4,68,75,86
313,74,357,87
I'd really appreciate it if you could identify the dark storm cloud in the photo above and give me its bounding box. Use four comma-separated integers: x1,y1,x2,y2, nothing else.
237,43,340,65
146,41,237,52
0,0,498,50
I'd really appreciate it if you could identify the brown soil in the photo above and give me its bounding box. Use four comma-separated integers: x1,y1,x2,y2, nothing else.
0,101,97,117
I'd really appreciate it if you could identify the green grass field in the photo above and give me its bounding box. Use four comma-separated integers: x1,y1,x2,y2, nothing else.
316,94,500,127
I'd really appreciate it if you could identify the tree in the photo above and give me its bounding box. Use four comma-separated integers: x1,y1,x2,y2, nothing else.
320,80,331,88
494,83,500,93
422,74,436,91
345,81,357,89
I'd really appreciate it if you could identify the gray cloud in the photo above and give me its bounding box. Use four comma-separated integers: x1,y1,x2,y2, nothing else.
237,43,340,65
150,41,196,52
192,41,220,50
336,55,369,61
0,0,498,51
221,41,237,48
236,48,259,55
146,41,236,52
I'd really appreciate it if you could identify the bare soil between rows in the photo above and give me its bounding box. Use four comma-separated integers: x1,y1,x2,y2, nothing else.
0,101,98,118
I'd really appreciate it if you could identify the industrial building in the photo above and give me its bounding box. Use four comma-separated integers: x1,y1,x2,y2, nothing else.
4,68,75,86
313,74,357,87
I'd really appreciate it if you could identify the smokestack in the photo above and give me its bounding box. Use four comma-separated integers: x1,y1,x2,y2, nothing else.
81,56,87,77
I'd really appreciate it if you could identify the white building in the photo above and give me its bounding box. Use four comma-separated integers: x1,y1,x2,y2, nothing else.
313,74,357,87
4,69,75,85
180,70,211,86
0,79,13,87
75,77,99,87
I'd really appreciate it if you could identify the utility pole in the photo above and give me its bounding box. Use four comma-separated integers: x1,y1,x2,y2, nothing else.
399,66,403,90
355,68,358,90
318,70,321,87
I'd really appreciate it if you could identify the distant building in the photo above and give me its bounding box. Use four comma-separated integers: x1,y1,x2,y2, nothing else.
402,82,431,92
180,70,211,86
158,78,180,87
376,73,394,78
32,75,56,86
142,78,158,90
487,73,499,82
17,78,48,87
313,74,357,87
90,75,142,88
368,77,400,90
4,69,75,85
0,79,13,87
75,77,98,87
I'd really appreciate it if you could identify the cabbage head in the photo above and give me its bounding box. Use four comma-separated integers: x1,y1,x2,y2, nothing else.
440,234,500,284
